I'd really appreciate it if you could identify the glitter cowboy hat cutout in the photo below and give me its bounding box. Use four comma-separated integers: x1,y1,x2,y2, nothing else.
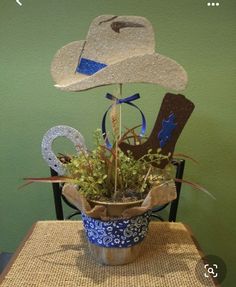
51,15,188,92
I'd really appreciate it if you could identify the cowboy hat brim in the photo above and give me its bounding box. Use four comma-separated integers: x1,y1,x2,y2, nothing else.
51,41,188,92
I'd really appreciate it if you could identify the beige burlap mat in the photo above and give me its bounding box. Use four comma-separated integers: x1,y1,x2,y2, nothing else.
0,221,216,287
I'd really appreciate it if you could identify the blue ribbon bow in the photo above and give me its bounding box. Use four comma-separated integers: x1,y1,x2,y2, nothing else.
102,93,147,148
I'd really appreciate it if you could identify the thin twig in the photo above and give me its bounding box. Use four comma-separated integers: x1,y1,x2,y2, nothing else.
119,83,122,140
174,178,216,200
114,84,123,199
140,166,152,192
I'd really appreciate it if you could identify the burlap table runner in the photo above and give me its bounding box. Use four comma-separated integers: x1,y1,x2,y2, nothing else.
0,221,216,287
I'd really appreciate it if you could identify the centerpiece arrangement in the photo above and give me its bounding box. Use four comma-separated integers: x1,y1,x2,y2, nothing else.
34,92,180,265
24,15,212,265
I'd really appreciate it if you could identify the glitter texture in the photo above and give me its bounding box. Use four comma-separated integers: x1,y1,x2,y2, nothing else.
41,125,86,175
51,15,188,92
76,57,107,75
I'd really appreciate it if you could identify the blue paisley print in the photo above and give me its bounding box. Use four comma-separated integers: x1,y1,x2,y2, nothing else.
82,211,151,248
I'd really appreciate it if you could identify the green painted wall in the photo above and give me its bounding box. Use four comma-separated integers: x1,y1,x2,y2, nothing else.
0,0,235,285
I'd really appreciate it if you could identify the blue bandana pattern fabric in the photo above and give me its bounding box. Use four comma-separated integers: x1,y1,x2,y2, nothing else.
82,211,151,248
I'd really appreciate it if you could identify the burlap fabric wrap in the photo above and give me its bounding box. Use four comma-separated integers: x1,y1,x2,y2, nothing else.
62,179,176,219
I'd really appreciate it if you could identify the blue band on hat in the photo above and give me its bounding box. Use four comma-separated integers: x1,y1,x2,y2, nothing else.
102,93,147,148
76,57,107,75
158,112,177,148
82,211,151,248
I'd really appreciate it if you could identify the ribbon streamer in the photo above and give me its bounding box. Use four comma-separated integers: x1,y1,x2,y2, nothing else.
102,93,147,148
